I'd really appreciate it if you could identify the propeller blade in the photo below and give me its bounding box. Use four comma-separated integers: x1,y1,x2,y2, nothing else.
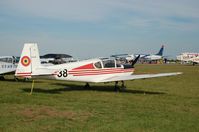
131,55,140,67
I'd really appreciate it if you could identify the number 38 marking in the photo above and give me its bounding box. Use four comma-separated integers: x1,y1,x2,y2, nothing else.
57,69,68,77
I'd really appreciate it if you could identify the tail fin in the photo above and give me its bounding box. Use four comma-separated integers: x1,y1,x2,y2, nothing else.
15,43,41,77
156,45,164,56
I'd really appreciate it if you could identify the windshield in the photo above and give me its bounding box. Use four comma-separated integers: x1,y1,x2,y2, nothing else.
102,60,116,68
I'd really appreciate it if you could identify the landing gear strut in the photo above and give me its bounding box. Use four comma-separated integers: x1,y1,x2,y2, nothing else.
121,81,125,88
114,81,119,92
114,81,126,92
84,83,90,88
121,81,126,90
14,76,19,82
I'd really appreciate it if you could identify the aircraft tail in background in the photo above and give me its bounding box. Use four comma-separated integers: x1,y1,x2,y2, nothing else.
156,45,164,56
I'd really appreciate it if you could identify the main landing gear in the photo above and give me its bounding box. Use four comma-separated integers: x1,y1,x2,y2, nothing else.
84,83,90,88
114,81,126,92
84,81,126,92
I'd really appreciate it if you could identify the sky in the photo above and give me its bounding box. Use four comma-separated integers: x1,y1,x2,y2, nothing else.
0,0,199,59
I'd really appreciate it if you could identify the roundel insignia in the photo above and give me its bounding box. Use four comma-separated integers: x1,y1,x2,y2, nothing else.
21,56,31,67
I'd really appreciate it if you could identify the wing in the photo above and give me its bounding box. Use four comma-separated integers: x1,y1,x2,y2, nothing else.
95,72,182,83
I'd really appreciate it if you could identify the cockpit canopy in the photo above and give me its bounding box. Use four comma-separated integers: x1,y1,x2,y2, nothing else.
94,59,122,69
0,56,18,64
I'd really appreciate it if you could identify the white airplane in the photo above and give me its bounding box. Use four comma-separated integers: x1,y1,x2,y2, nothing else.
0,56,18,80
177,52,199,65
15,43,182,92
190,57,199,65
126,45,165,61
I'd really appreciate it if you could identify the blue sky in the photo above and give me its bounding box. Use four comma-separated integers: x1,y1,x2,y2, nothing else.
0,0,199,59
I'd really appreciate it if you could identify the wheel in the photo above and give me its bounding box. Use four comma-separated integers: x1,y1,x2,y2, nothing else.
0,76,5,80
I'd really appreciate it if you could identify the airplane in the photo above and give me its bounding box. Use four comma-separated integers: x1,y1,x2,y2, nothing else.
111,45,165,63
0,56,18,80
177,52,199,65
15,43,182,92
190,56,199,65
127,45,165,61
110,54,129,64
143,45,164,60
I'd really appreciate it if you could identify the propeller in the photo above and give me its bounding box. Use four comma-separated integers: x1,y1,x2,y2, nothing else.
131,55,140,67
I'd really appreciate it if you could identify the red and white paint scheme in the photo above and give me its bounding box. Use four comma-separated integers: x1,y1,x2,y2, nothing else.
15,43,182,89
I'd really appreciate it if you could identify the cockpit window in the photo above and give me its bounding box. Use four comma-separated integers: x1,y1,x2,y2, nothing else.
0,57,13,63
0,58,6,62
8,58,12,63
102,60,116,68
94,61,102,69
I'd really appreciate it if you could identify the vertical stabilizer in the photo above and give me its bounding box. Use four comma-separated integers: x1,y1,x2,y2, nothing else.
15,43,41,77
156,45,164,56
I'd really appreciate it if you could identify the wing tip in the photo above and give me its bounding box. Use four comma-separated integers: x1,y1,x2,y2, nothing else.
175,72,183,75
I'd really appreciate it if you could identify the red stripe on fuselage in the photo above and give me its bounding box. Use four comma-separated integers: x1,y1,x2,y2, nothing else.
69,68,128,72
72,63,95,70
68,68,134,76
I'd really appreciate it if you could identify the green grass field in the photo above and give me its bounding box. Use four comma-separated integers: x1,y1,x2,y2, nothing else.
0,64,199,132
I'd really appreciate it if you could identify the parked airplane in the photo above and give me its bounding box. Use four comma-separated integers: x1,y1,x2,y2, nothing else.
112,45,165,62
110,54,129,64
177,52,199,65
0,56,18,80
15,43,181,92
128,45,165,61
190,57,199,65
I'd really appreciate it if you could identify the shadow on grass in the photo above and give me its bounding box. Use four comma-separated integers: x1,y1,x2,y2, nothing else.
21,83,166,95
0,78,48,83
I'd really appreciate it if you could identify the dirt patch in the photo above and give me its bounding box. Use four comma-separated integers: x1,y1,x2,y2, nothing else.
19,106,92,121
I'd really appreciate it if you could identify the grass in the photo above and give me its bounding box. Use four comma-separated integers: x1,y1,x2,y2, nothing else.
0,64,199,132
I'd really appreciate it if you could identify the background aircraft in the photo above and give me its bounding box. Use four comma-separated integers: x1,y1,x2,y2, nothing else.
40,54,76,64
177,52,199,65
127,45,165,61
190,57,199,65
0,56,18,80
111,45,165,63
15,43,181,92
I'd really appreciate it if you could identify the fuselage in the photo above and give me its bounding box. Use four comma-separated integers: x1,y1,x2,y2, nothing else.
32,58,134,83
0,56,17,75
